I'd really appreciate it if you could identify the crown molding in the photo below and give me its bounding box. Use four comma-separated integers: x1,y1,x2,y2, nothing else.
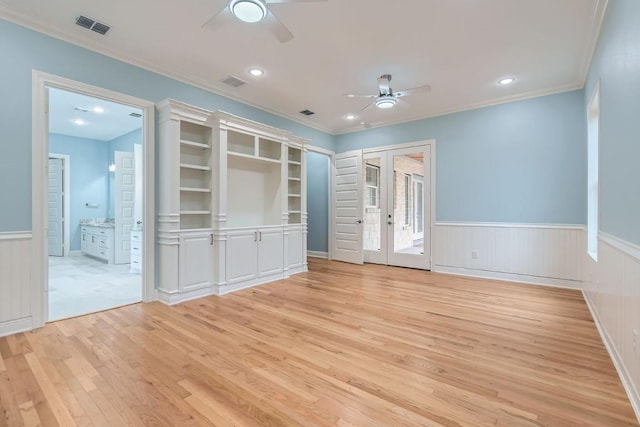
336,82,584,136
578,0,609,86
0,7,333,135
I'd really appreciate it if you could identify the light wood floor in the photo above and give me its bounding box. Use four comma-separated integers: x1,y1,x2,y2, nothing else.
0,259,637,426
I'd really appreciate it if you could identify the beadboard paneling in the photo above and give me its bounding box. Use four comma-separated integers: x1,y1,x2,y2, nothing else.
584,234,640,419
433,223,584,287
0,233,33,336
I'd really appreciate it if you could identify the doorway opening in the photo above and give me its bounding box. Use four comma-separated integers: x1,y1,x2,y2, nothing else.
46,88,145,321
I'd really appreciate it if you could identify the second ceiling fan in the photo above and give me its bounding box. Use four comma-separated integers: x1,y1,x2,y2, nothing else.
203,0,327,43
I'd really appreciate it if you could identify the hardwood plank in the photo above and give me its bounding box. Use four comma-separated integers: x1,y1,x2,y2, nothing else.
0,259,637,426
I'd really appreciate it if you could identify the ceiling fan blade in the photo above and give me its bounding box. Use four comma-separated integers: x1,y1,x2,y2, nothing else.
345,93,377,99
377,77,391,95
266,0,327,3
202,5,233,31
360,101,376,112
263,11,294,43
394,84,432,98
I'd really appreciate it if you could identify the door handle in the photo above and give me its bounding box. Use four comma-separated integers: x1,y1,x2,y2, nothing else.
254,231,257,242
356,220,362,224
259,231,262,241
388,220,393,225
210,234,213,245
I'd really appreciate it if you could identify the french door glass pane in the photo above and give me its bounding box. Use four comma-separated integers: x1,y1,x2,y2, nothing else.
363,158,382,251
393,153,424,255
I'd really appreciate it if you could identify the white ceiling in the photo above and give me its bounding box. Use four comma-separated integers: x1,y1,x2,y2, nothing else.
49,88,142,141
0,0,606,134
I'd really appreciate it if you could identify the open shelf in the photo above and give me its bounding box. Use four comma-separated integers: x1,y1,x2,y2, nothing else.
180,163,211,171
180,210,211,215
288,147,302,163
180,187,211,193
227,130,255,156
288,194,301,198
180,140,209,150
227,151,281,164
180,121,211,146
258,138,281,161
288,160,301,166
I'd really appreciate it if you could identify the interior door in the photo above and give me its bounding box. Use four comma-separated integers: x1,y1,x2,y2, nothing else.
363,152,387,265
332,150,364,264
114,151,134,264
47,158,64,257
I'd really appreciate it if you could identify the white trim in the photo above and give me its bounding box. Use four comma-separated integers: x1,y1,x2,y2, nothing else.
0,231,32,240
432,265,583,290
307,144,334,156
336,85,584,135
0,317,33,337
307,251,328,259
32,71,156,329
435,221,586,230
362,139,436,155
579,0,609,85
48,153,70,257
583,290,640,422
599,232,640,261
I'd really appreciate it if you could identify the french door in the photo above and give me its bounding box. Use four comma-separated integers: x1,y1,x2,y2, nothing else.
363,145,431,269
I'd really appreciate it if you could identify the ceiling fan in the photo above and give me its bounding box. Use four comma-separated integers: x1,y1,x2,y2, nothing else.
347,74,431,111
203,0,327,43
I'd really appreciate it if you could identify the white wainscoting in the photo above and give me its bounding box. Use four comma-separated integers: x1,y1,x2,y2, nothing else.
583,233,640,420
0,232,34,337
433,223,585,288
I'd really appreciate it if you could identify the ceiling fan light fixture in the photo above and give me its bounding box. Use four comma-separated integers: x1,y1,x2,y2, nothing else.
375,96,397,109
230,0,267,23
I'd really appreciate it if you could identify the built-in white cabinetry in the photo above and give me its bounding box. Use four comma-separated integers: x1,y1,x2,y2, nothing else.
157,99,308,304
80,225,114,264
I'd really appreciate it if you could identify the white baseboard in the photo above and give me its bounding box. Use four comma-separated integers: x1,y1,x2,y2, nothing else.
157,286,215,305
432,265,583,289
0,317,33,337
307,251,328,259
216,272,285,296
69,250,83,257
583,290,640,422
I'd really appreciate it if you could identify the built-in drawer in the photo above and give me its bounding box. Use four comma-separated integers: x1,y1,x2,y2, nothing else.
98,237,111,249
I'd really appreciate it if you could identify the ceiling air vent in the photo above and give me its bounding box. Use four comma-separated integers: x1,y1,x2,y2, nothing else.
129,112,142,118
299,109,315,116
75,15,111,35
221,76,247,88
74,107,89,113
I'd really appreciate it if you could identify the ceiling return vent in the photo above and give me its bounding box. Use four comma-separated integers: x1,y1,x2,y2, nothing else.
129,112,142,118
221,76,247,88
299,109,315,116
75,15,111,35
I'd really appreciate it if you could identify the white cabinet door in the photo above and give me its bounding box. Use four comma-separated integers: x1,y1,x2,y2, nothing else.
179,232,213,292
287,227,303,269
226,230,258,284
258,229,284,277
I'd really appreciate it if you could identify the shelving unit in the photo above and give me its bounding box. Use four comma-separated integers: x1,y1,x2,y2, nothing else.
179,121,212,230
287,145,303,224
158,100,309,304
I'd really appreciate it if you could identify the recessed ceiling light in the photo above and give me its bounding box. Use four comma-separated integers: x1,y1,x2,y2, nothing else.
346,94,356,98
499,77,515,85
375,95,397,109
73,118,85,126
248,68,264,77
230,0,267,23
92,106,104,114
345,114,357,120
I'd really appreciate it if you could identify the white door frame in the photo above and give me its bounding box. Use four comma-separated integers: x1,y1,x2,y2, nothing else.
48,153,70,257
32,71,156,328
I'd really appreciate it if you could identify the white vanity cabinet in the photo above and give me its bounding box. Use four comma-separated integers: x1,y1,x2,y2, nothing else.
80,225,114,264
130,230,142,274
157,99,308,304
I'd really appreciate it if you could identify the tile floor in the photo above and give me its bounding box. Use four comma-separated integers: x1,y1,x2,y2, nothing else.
48,254,142,321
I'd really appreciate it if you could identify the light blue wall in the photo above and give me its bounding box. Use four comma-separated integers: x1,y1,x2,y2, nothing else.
107,129,141,217
306,151,330,253
0,18,334,233
336,91,586,225
584,0,640,246
49,134,109,250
